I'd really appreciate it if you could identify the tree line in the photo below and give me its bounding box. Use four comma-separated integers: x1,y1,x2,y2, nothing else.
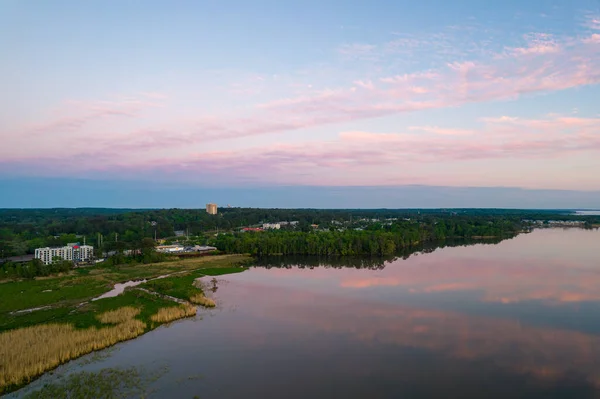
253,237,505,270
0,237,165,280
213,218,521,256
1,207,597,259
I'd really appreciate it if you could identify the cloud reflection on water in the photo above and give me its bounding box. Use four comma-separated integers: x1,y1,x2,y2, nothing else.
219,280,600,387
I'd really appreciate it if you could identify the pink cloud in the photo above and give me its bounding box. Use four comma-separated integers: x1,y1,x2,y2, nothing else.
25,94,165,135
583,33,600,44
583,14,600,30
237,33,600,142
353,80,375,90
408,126,473,136
379,70,440,84
11,28,600,153
4,23,600,186
7,113,600,188
338,131,410,142
502,33,561,57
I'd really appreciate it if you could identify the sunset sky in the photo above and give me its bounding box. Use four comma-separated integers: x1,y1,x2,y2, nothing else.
1,0,600,207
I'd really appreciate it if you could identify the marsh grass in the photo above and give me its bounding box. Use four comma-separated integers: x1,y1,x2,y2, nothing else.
0,307,146,392
189,293,216,307
150,304,197,323
0,255,249,393
96,306,140,324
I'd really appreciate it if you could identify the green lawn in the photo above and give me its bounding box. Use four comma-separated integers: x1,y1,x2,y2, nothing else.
0,289,184,332
0,277,110,314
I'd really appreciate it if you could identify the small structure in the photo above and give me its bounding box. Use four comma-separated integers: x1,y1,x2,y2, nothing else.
241,227,263,232
279,221,299,226
188,245,217,253
155,244,185,253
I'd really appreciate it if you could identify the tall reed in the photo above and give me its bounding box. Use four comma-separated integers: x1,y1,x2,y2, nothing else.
189,293,216,308
97,306,141,324
150,304,197,323
0,307,145,392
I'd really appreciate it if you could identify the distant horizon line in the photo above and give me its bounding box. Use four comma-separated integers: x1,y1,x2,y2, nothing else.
1,207,598,211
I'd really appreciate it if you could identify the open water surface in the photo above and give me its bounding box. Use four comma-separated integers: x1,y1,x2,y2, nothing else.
10,228,600,398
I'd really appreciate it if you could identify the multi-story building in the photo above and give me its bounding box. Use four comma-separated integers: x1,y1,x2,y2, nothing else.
35,244,94,265
73,244,94,263
206,203,218,215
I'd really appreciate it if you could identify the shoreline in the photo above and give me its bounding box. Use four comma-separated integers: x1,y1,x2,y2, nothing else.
0,255,250,395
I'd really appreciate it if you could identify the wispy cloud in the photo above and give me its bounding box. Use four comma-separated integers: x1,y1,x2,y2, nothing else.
338,43,378,59
582,33,600,44
583,13,600,30
25,93,166,134
501,33,561,57
4,14,600,189
6,114,600,188
408,126,474,136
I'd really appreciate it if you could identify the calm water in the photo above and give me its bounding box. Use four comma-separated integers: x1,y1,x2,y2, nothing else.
11,228,600,398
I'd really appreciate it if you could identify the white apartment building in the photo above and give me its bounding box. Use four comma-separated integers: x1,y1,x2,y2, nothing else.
74,245,94,263
35,244,94,265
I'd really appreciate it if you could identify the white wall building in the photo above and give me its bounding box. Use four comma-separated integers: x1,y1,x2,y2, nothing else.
35,244,94,265
156,244,185,253
75,245,94,262
279,221,299,226
262,223,281,230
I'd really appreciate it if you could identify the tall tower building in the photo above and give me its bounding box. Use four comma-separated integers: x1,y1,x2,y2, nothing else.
206,203,218,215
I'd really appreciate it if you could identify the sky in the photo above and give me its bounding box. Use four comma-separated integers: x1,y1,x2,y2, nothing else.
1,0,600,208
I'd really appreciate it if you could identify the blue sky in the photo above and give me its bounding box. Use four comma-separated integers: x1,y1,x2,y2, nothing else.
1,0,600,208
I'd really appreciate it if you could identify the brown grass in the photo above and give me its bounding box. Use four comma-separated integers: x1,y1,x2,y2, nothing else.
189,293,216,308
0,307,145,391
97,306,140,324
150,304,197,323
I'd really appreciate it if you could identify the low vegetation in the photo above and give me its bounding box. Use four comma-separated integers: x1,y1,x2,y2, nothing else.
21,366,166,399
140,266,246,305
0,255,249,325
189,293,216,308
96,306,142,324
150,304,197,323
0,255,250,394
0,307,145,391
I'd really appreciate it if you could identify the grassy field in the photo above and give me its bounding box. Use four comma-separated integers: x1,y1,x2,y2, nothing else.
0,254,251,394
0,255,249,322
